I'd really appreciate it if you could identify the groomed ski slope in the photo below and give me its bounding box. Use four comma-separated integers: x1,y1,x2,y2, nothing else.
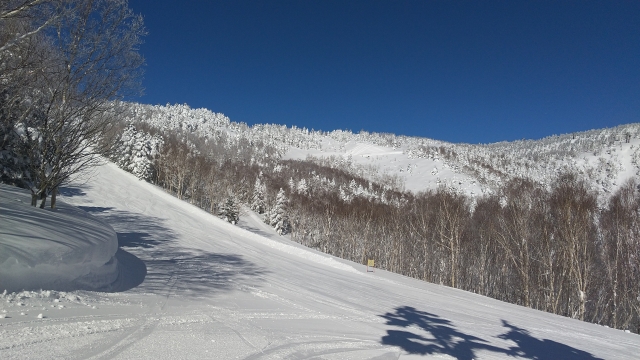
1,162,638,359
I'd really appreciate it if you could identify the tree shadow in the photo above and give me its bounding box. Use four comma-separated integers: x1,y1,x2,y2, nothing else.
379,306,603,360
237,222,277,240
58,186,87,198
80,206,268,297
498,320,604,360
116,232,157,248
380,306,507,360
78,206,113,213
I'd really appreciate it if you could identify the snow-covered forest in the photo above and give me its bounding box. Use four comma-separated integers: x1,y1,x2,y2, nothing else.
89,101,640,334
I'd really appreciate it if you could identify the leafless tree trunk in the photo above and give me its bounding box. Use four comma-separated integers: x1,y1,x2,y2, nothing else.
495,179,543,308
1,0,145,207
550,173,598,321
433,188,469,288
600,179,640,330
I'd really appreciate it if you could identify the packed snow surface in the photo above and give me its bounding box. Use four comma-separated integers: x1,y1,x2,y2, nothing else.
0,184,118,292
1,162,638,359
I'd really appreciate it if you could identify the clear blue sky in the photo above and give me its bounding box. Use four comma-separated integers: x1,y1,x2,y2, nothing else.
127,0,640,144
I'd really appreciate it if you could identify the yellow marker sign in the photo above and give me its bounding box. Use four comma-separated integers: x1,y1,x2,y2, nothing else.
367,259,375,272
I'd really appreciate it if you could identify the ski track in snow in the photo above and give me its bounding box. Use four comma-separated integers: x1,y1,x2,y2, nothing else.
1,162,639,359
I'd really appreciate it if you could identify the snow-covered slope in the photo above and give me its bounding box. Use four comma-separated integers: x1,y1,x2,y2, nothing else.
0,162,638,359
284,139,484,195
0,184,118,292
116,102,640,199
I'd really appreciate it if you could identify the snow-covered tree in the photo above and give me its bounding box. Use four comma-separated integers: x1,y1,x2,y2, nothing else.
219,196,239,225
339,185,352,203
251,174,266,214
0,0,145,209
112,125,163,181
270,188,290,235
297,178,308,195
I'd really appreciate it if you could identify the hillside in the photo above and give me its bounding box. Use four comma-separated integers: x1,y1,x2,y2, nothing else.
1,161,638,359
3,100,640,354
111,102,640,199
96,102,640,336
4,1,638,357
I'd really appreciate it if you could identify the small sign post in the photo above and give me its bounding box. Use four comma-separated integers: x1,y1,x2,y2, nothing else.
367,259,375,272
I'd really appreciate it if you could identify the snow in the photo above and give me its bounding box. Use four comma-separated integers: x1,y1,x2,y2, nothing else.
112,103,640,202
1,162,639,359
0,184,118,292
284,131,640,198
284,140,487,196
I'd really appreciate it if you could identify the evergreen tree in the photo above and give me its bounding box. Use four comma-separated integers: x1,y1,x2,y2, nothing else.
251,174,266,214
270,188,290,235
297,178,308,195
219,196,239,225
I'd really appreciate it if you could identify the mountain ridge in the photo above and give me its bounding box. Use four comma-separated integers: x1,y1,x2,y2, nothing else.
110,101,640,199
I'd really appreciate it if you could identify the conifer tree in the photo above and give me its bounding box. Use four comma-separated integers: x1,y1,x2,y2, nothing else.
297,178,308,195
270,188,290,235
251,174,266,214
219,196,239,225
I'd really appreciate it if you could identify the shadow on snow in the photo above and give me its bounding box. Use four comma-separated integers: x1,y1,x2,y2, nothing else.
379,306,603,360
78,204,268,297
497,320,604,360
58,186,87,198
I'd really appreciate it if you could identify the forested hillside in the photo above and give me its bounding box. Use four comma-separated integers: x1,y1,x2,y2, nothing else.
98,101,640,334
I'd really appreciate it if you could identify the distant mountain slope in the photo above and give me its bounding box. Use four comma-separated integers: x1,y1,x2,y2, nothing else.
113,102,640,199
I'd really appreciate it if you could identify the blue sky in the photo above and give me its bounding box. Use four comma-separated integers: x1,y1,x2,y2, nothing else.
127,0,639,144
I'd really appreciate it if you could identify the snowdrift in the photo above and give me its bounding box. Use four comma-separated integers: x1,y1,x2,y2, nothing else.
0,184,118,292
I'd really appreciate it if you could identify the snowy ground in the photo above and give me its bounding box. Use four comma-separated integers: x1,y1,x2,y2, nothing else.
1,162,638,359
0,184,118,292
284,140,484,196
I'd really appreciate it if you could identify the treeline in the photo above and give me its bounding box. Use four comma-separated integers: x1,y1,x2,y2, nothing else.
112,124,403,220
289,174,640,333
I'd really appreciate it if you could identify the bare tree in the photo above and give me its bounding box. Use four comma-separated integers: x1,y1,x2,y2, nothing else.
600,179,640,330
495,178,542,308
433,188,469,288
1,18,51,186
550,173,598,321
0,1,66,53
468,195,503,299
2,0,145,208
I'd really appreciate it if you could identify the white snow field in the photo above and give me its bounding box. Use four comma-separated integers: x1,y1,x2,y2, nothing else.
1,162,638,359
283,139,485,196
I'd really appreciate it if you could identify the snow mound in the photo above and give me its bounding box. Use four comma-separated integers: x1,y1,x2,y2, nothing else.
0,184,118,292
